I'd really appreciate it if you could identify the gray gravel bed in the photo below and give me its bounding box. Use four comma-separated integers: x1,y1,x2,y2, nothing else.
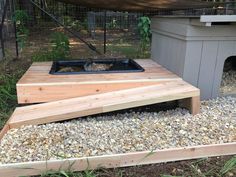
0,97,236,164
220,70,236,95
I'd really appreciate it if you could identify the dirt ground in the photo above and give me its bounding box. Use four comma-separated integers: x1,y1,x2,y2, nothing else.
97,156,236,177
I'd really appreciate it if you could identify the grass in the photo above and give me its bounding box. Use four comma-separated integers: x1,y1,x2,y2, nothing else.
39,170,97,177
107,40,150,59
220,156,236,176
0,71,23,128
32,163,98,177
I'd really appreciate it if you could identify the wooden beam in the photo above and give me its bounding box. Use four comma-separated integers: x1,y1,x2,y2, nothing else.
16,59,182,104
0,117,13,139
0,143,235,177
16,82,161,104
179,96,200,115
0,124,10,140
8,80,200,129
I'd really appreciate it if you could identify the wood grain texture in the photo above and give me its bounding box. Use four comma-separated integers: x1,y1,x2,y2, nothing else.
16,59,181,104
0,142,235,177
10,80,200,129
179,96,200,115
0,124,10,140
17,82,160,103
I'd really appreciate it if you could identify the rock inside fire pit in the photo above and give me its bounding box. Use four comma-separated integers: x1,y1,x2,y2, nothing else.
84,62,113,72
58,66,83,72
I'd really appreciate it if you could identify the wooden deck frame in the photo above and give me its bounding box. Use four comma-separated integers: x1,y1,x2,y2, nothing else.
0,59,201,139
16,59,182,104
0,143,236,177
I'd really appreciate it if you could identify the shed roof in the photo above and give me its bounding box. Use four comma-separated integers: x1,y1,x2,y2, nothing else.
57,0,215,11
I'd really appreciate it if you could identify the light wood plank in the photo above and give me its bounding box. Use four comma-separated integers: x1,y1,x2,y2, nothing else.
16,59,182,103
10,80,200,129
17,60,179,85
17,82,160,103
179,96,200,115
0,143,235,177
0,124,10,140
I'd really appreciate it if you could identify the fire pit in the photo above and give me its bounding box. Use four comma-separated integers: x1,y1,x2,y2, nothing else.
49,58,144,75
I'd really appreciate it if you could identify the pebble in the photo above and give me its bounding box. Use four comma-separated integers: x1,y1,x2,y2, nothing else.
0,96,235,164
220,70,236,95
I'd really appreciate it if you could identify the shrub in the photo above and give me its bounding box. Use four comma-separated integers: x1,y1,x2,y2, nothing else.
51,32,70,58
138,16,151,54
32,32,70,62
12,10,29,52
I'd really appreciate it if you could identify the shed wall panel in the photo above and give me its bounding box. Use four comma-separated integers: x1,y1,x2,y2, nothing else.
152,32,186,77
197,41,218,100
183,41,203,86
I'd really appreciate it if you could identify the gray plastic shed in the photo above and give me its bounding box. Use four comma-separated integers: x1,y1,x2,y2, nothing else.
151,15,236,100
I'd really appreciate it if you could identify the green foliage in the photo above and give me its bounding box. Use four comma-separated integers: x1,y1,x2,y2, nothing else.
220,156,236,175
108,19,118,29
107,39,150,59
138,16,151,54
12,10,29,51
108,44,139,58
63,16,86,31
32,32,70,62
40,169,97,177
81,19,88,31
51,32,70,58
31,50,56,62
63,16,74,27
0,72,22,129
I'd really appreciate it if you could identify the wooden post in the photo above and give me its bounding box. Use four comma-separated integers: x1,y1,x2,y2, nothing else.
179,96,200,115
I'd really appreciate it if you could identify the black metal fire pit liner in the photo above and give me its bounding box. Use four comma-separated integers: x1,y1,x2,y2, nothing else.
49,58,145,75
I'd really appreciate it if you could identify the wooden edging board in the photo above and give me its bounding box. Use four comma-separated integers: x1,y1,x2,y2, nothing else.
0,143,236,177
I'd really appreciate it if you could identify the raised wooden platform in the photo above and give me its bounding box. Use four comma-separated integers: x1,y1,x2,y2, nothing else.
17,59,182,104
0,59,200,139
